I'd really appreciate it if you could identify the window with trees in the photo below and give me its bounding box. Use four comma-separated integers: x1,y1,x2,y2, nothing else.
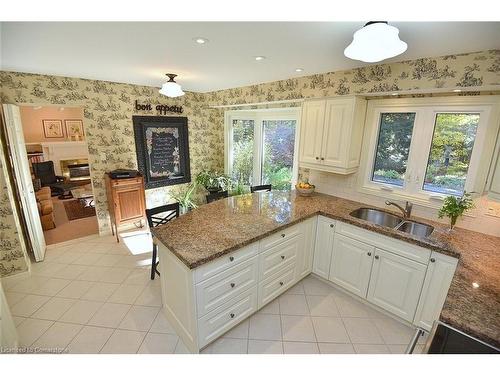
226,109,299,191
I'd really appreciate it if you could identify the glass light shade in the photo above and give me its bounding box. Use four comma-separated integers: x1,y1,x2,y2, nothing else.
344,22,407,63
159,81,185,97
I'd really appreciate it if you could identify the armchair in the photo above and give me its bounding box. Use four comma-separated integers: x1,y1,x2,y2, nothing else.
32,161,78,197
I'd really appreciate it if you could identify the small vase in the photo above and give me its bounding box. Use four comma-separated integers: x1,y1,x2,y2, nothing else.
448,216,458,232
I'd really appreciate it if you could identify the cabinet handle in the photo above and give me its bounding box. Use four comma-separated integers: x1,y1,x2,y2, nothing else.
330,224,334,228
281,255,285,260
430,258,435,263
367,252,372,256
230,313,235,319
279,281,284,286
230,283,235,288
229,256,234,262
374,255,379,260
281,233,285,238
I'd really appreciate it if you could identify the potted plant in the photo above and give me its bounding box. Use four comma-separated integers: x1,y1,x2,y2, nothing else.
171,182,198,215
195,170,232,193
438,192,475,230
229,181,248,196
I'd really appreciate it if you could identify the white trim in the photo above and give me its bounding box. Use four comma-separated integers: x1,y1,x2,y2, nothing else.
358,96,500,208
210,98,303,109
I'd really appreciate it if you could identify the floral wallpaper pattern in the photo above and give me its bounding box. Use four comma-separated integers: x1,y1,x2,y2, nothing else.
0,49,498,277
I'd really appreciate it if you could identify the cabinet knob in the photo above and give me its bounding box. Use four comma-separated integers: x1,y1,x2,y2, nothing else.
230,313,235,319
230,282,235,288
330,224,334,228
430,258,435,263
281,255,285,260
229,256,234,262
279,281,284,286
320,157,324,161
374,255,379,260
367,252,372,256
315,157,319,160
281,233,285,238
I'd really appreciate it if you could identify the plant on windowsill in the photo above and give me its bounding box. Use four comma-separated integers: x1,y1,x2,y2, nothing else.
195,170,232,193
437,192,475,231
171,182,198,215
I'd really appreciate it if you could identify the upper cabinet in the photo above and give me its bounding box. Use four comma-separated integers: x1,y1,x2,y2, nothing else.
299,97,367,174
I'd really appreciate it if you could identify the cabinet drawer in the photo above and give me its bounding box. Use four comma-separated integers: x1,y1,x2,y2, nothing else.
111,177,143,187
257,263,296,309
198,286,258,348
195,257,258,317
194,242,259,283
260,223,302,253
259,235,300,281
336,221,431,264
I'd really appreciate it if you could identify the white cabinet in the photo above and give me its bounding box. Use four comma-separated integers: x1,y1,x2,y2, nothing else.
413,252,458,330
329,234,374,298
488,143,500,201
299,97,367,174
296,217,317,280
367,248,427,321
312,216,336,279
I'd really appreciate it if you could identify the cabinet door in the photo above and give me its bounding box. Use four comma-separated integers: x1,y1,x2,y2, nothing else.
367,248,427,322
115,186,145,223
299,100,325,165
321,99,352,168
329,234,374,298
312,216,335,279
413,252,457,331
296,217,317,280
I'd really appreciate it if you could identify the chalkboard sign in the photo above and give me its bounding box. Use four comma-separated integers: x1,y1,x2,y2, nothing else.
133,116,191,189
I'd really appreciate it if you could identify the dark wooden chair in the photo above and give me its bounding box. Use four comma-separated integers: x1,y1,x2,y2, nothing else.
206,190,228,203
145,202,180,280
250,184,272,193
33,161,78,197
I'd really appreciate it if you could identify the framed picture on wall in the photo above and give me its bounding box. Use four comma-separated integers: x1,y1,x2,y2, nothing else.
133,115,191,189
42,119,64,138
65,119,85,140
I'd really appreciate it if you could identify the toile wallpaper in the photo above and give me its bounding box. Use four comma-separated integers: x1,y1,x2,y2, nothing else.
0,49,499,277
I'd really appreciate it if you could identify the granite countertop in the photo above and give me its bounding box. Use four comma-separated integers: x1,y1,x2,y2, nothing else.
152,191,500,348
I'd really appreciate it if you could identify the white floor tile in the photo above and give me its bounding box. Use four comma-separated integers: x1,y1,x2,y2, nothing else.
258,299,280,314
52,265,90,280
207,338,248,354
71,253,105,266
343,318,384,344
302,276,335,296
17,318,54,347
99,267,132,283
54,252,86,265
223,320,249,339
56,280,94,299
31,278,71,296
66,326,114,354
353,344,390,354
387,344,409,354
134,284,162,306
284,282,305,295
118,305,159,331
281,315,316,342
96,254,127,267
32,322,82,351
279,294,310,316
248,340,283,354
31,297,76,320
31,262,66,278
318,343,355,354
123,269,151,286
306,295,340,317
107,284,144,304
249,313,282,341
13,316,26,327
5,291,27,306
334,294,378,318
88,302,131,328
10,294,50,317
174,340,191,354
283,341,319,354
149,310,176,334
8,276,49,294
59,300,103,324
311,316,350,343
138,333,179,354
80,282,120,302
76,266,109,282
373,318,415,344
100,329,146,354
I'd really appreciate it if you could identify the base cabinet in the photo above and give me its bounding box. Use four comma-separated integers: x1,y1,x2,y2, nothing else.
312,216,335,279
328,234,374,298
367,248,427,321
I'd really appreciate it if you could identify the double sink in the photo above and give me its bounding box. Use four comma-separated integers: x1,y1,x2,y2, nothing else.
350,207,434,238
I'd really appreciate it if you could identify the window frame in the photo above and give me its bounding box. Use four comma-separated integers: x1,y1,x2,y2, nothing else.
224,108,301,189
358,96,500,208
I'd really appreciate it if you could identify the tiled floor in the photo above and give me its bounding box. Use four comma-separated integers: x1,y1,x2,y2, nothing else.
2,233,427,354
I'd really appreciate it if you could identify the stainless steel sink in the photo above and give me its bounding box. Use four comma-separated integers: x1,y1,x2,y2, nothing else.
350,208,403,228
350,207,434,238
396,221,434,238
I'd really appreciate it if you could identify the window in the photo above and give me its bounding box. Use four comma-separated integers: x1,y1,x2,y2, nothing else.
360,97,499,206
225,109,299,191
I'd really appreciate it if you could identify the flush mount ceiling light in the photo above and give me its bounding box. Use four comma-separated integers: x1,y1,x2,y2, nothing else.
344,21,407,63
255,56,266,61
159,73,185,98
193,37,209,44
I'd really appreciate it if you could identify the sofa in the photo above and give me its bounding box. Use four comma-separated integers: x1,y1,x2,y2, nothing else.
36,187,55,230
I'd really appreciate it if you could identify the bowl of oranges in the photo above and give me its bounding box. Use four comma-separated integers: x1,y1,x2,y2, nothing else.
295,181,315,196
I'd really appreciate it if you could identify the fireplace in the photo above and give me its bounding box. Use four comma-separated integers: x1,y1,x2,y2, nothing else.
60,159,91,181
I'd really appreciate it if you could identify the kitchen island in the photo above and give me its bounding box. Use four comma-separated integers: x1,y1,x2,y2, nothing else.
153,191,500,352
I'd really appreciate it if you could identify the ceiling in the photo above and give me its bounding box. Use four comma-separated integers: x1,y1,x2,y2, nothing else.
1,22,499,92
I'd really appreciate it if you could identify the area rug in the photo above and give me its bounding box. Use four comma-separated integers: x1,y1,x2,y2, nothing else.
63,199,96,221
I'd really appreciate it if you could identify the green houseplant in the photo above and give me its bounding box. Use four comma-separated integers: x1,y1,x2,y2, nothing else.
195,170,232,193
171,182,198,214
438,192,475,230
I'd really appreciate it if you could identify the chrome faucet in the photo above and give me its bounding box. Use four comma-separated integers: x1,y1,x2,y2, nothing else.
385,200,413,219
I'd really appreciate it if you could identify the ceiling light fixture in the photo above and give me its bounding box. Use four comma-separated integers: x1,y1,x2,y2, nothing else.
159,74,185,98
295,68,304,72
193,37,208,45
255,56,266,61
344,21,407,63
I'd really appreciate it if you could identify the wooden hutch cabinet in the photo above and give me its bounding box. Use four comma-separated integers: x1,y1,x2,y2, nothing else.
105,173,146,242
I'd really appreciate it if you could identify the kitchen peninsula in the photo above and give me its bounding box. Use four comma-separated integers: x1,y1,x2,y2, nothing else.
153,191,500,353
